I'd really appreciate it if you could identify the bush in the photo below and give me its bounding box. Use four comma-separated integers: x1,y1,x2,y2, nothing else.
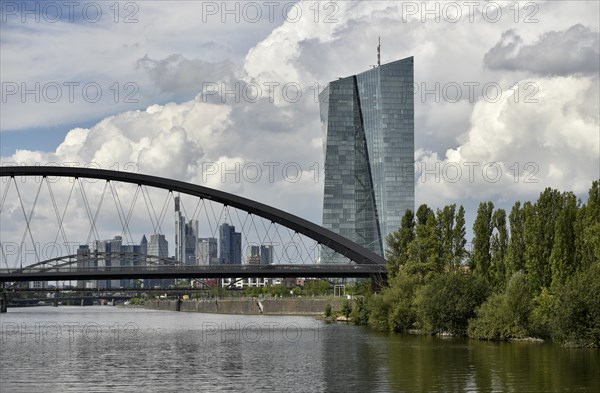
530,287,555,338
324,303,332,318
350,297,369,325
367,294,390,332
341,299,353,319
550,264,600,347
414,272,488,336
468,271,532,340
383,272,420,332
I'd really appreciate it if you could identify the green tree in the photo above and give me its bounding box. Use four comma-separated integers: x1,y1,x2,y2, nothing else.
550,263,600,347
406,209,441,278
550,192,578,287
414,272,488,335
350,296,370,325
490,209,508,288
506,201,525,278
525,188,562,291
367,294,390,331
452,205,467,271
437,204,456,271
471,201,494,281
384,271,420,332
304,280,330,296
468,271,533,340
416,204,433,226
386,209,415,277
341,299,353,319
576,180,600,269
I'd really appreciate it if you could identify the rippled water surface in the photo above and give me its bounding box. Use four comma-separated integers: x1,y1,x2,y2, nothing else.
1,306,598,392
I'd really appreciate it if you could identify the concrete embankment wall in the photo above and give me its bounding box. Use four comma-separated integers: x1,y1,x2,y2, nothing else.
144,298,346,315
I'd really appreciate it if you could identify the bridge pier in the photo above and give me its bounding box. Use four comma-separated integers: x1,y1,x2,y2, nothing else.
176,294,182,311
1,284,7,312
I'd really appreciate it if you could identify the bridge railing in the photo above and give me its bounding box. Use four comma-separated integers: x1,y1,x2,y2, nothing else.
0,264,386,275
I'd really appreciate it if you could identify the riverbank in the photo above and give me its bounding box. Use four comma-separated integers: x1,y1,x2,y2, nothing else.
144,297,346,315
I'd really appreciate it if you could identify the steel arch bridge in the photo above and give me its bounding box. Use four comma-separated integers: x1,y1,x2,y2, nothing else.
0,166,387,283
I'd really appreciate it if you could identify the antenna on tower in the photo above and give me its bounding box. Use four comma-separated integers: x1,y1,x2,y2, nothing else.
377,36,381,66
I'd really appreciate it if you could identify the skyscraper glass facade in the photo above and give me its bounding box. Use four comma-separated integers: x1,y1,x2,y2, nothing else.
175,196,199,265
219,223,242,265
320,57,414,263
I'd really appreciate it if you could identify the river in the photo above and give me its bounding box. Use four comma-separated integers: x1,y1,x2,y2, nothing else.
1,306,598,392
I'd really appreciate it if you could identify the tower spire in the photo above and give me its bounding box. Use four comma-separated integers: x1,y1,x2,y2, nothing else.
377,37,381,66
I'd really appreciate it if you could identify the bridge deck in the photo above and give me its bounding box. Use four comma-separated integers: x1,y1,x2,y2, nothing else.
0,264,387,282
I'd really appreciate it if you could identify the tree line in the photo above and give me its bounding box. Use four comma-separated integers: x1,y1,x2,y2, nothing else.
351,180,599,347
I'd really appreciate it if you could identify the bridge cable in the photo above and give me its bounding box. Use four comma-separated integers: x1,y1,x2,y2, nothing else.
155,190,173,235
78,178,103,243
0,177,14,271
190,196,202,223
207,200,226,240
88,181,109,243
273,223,291,263
232,207,252,246
199,199,217,241
140,185,159,234
47,177,73,254
0,176,12,215
108,181,133,245
13,178,44,267
124,185,141,243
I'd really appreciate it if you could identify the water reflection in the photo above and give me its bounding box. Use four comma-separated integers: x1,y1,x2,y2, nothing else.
1,307,598,392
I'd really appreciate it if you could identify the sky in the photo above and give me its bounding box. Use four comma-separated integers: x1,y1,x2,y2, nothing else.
0,0,599,259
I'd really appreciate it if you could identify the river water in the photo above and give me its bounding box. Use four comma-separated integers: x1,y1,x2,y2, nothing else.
1,306,598,392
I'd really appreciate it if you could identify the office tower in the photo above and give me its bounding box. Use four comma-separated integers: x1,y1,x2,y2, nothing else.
247,245,260,265
175,196,199,265
140,234,148,255
90,235,146,288
147,233,169,258
319,57,414,263
219,223,242,265
94,235,123,289
76,244,92,289
198,237,218,265
146,233,171,288
260,245,274,265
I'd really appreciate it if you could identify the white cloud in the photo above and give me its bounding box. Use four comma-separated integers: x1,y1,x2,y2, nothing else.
1,1,599,263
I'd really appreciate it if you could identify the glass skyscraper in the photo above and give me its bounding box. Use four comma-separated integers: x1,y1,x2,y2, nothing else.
320,57,414,263
175,196,199,265
219,223,242,265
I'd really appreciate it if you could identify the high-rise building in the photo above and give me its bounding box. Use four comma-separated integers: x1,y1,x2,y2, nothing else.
146,233,171,288
247,245,260,265
260,245,274,265
319,57,414,263
197,237,218,265
147,233,169,258
175,196,198,265
76,244,92,289
219,223,242,265
140,234,148,255
94,235,123,289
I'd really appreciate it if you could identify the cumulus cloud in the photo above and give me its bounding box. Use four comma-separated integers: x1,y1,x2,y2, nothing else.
135,54,237,96
484,24,600,76
416,75,599,206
